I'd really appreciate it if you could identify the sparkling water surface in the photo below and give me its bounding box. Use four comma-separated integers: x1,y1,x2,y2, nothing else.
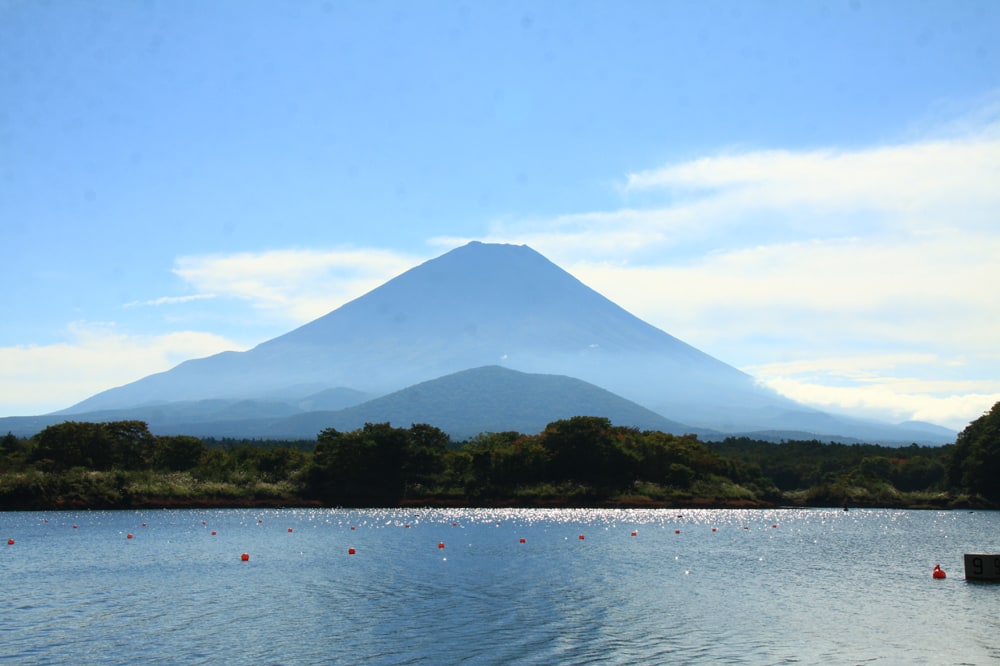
2,508,998,665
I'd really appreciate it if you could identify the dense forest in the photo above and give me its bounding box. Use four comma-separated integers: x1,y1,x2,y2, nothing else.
1,402,998,510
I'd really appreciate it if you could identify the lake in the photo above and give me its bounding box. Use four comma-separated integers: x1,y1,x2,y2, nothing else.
1,507,997,664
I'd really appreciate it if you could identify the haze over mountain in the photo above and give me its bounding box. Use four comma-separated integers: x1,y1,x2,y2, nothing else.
3,242,954,444
99,366,701,442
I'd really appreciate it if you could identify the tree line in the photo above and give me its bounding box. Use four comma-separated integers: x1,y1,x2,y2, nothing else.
1,402,997,510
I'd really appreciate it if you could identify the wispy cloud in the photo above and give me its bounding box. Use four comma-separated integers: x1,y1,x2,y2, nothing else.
478,129,1000,263
742,354,1000,431
172,247,426,323
757,375,997,431
0,322,241,415
124,294,217,308
623,136,1000,222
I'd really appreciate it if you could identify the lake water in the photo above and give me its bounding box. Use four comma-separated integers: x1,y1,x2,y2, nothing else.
1,507,998,665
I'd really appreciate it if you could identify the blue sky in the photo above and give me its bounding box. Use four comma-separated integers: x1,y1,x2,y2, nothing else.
2,0,999,431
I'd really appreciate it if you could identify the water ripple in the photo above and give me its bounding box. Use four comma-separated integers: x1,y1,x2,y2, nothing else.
1,508,998,664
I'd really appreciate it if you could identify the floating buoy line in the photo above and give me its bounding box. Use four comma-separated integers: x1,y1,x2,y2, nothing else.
6,515,885,574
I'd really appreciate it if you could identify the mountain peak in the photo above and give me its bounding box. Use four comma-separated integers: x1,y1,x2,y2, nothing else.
256,240,733,391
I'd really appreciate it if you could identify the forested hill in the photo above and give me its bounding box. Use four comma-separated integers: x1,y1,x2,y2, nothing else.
2,403,997,510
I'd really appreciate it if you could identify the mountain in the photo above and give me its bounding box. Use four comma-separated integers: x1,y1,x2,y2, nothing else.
63,242,792,424
23,241,953,444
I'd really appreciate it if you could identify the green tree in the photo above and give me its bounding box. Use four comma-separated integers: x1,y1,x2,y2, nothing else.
626,431,715,486
33,421,108,470
857,456,892,481
154,436,207,471
948,402,1000,501
2,432,20,456
461,432,549,494
252,447,304,482
195,447,235,482
402,423,450,489
32,421,156,471
539,416,636,487
889,455,945,492
1,431,28,467
306,422,450,505
666,462,696,488
104,420,156,469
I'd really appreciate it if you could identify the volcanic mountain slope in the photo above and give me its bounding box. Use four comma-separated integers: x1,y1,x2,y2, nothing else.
50,241,954,442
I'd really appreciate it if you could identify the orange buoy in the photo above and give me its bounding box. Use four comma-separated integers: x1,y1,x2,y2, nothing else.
712,527,717,532
675,529,681,534
211,531,217,536
438,541,445,549
519,538,526,544
772,524,777,529
452,522,458,527
126,533,133,539
72,525,78,529
241,552,250,562
141,523,147,527
350,526,355,531
579,534,585,540
933,564,946,579
405,524,410,529
631,531,637,537
7,538,13,545
348,547,356,555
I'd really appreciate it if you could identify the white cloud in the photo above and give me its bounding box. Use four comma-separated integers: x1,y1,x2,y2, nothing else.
472,123,1000,266
172,247,425,324
736,352,1000,431
623,133,1000,227
568,232,999,353
124,293,217,308
0,322,242,416
751,373,999,433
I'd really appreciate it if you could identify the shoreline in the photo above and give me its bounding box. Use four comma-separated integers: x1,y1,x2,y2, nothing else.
1,495,992,512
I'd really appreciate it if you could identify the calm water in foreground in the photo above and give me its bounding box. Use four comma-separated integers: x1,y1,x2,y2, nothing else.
1,507,998,665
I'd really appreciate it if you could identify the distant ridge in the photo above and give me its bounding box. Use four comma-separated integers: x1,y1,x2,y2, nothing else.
259,365,707,441
14,241,954,445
